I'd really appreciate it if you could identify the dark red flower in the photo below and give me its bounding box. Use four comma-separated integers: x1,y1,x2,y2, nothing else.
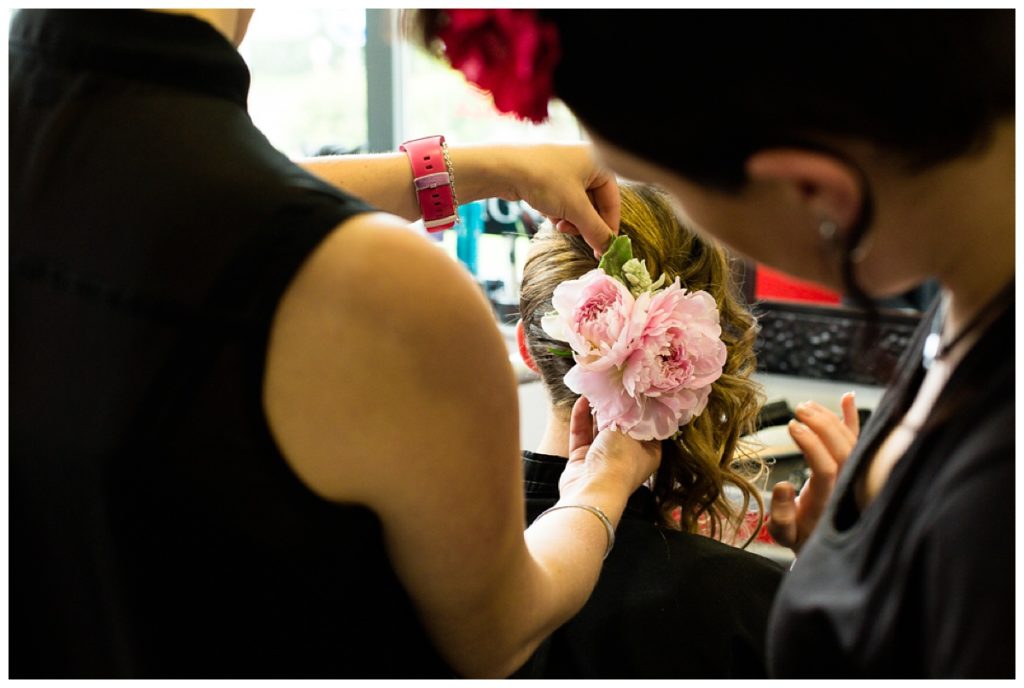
438,9,561,124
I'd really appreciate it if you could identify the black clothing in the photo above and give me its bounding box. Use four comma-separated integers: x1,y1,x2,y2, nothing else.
10,10,451,678
514,451,784,678
767,296,1015,677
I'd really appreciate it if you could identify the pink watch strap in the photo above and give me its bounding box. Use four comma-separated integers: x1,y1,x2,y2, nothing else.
399,135,458,231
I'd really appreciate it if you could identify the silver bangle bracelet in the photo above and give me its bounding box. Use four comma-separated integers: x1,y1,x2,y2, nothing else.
535,503,616,560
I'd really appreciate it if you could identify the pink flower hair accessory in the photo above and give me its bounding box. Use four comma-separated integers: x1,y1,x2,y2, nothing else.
437,9,560,123
541,236,727,441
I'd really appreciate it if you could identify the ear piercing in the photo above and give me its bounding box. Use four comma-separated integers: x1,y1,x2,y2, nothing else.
818,218,839,242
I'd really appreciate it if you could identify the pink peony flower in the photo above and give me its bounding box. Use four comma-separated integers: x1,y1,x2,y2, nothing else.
541,269,644,372
560,280,727,441
538,232,727,442
564,363,643,434
438,9,561,123
621,283,726,439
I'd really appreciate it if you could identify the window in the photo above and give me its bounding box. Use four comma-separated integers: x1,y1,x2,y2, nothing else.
242,8,584,155
239,8,368,157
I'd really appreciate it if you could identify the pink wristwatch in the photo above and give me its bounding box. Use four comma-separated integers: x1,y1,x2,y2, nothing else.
399,135,459,232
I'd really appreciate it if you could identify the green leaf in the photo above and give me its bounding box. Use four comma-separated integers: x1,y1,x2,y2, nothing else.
597,235,634,282
547,347,574,358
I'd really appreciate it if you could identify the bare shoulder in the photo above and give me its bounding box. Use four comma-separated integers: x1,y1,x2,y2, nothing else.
262,211,520,508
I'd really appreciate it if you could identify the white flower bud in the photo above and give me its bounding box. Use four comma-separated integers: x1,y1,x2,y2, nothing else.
621,258,652,295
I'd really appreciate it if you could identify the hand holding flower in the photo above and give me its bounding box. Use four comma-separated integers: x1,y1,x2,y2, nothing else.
558,396,662,506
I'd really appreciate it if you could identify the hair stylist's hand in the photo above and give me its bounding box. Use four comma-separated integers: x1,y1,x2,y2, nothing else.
558,396,661,502
507,144,620,258
768,393,860,554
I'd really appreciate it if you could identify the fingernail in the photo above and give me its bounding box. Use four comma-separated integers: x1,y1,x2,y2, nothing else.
772,481,795,501
795,402,814,417
788,419,805,434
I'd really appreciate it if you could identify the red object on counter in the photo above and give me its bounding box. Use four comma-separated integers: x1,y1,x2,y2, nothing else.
755,264,841,305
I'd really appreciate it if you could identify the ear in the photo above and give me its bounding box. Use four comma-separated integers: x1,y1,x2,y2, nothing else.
516,320,540,374
745,149,863,231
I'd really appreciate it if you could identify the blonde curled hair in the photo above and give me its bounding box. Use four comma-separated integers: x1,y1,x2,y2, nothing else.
519,182,767,544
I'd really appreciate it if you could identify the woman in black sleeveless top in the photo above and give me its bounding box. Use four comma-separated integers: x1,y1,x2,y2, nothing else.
10,9,660,678
415,9,1014,678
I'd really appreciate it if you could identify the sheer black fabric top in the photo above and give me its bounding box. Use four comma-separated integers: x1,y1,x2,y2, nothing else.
767,294,1015,677
10,10,452,678
513,451,784,678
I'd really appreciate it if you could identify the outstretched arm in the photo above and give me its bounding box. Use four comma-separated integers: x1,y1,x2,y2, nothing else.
297,143,620,255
